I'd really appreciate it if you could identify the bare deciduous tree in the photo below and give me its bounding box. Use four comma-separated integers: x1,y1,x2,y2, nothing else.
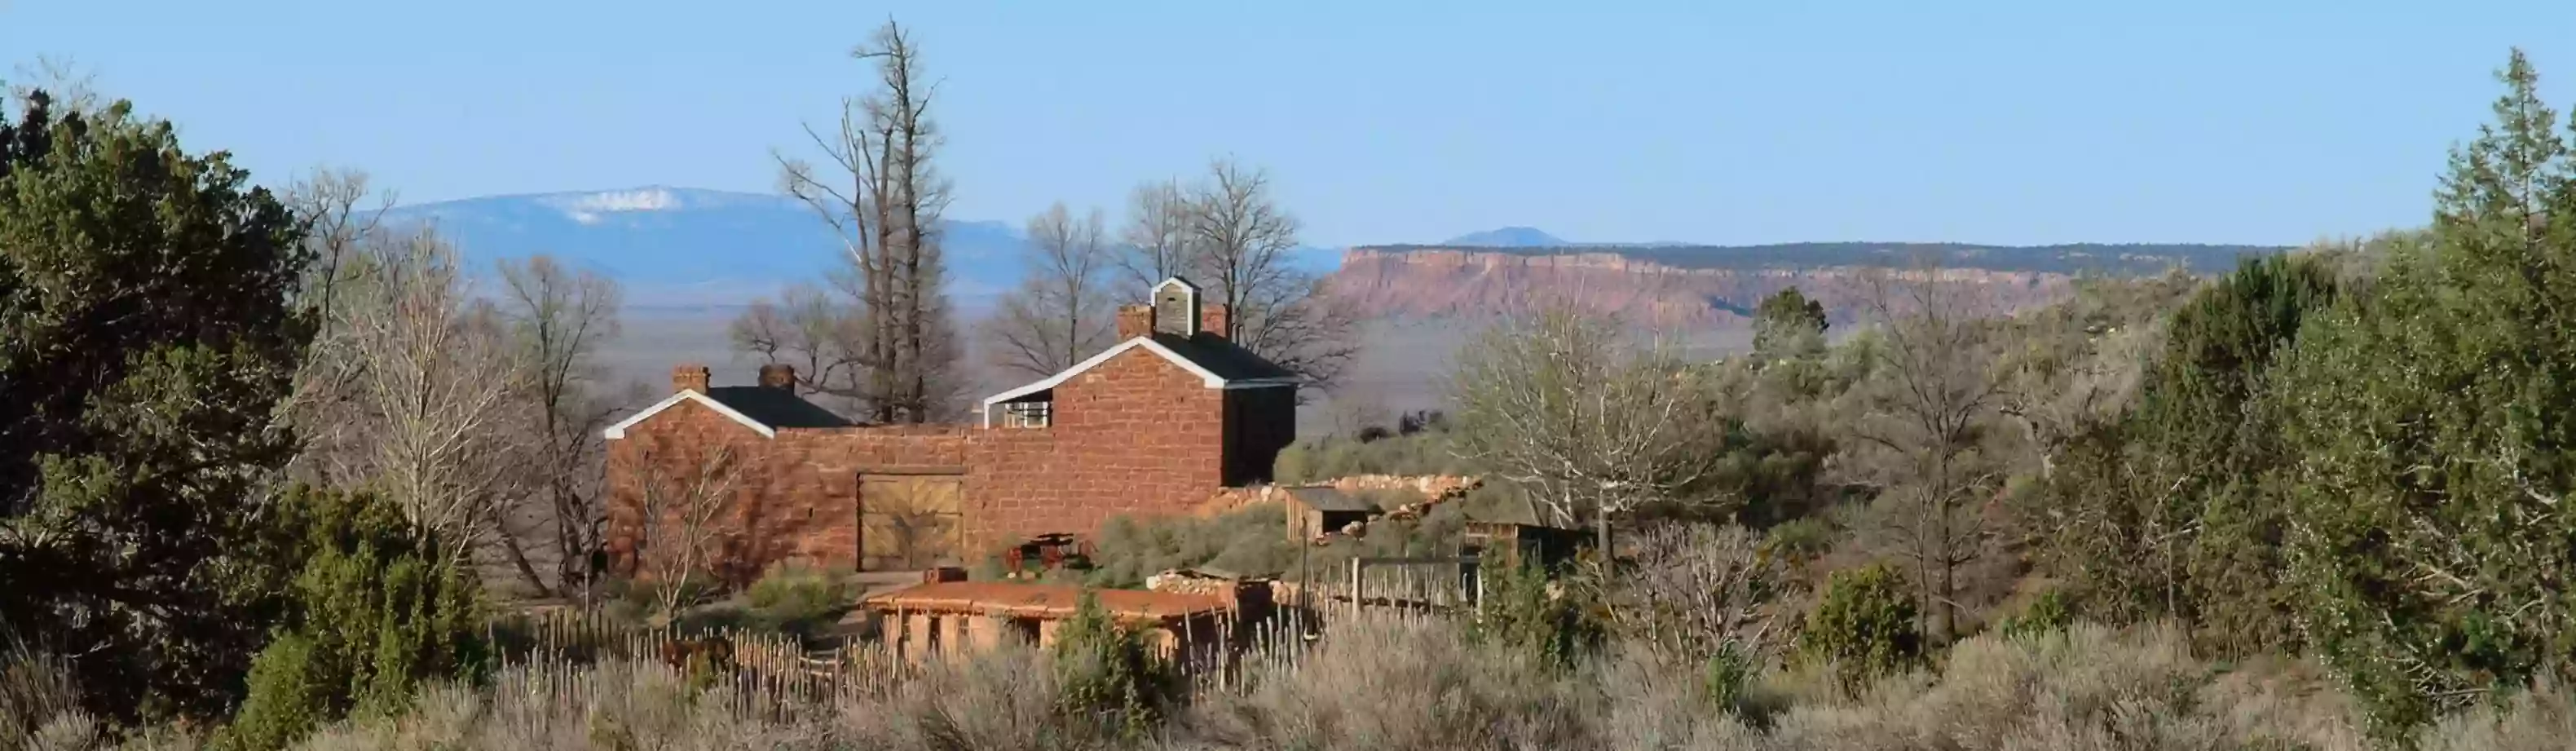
496,254,628,601
283,167,395,325
294,229,528,572
760,19,960,423
1186,161,1357,395
1109,160,1358,395
730,282,865,405
1449,303,1725,549
1614,523,1787,661
985,202,1114,378
628,443,746,624
1850,267,2009,645
1994,273,2194,479
1118,178,1194,290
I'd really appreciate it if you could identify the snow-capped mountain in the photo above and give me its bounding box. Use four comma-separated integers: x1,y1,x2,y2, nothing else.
376,187,1344,310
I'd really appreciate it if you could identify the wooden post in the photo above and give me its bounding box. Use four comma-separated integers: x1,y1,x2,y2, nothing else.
1348,558,1364,619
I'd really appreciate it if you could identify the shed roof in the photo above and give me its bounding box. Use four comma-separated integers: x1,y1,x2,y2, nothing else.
862,582,1232,621
1285,486,1379,513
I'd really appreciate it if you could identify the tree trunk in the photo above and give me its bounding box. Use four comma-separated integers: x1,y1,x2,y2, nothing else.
1596,505,1613,567
492,515,554,599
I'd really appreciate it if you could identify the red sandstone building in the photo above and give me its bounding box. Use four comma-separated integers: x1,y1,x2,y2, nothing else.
602,277,1299,579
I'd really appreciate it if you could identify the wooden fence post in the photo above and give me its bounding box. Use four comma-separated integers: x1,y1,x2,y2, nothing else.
1348,558,1364,620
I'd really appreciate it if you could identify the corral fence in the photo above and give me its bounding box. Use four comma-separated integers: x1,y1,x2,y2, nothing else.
484,607,918,718
1284,555,1484,619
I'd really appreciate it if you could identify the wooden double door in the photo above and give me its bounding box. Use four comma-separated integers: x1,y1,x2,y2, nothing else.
858,473,965,571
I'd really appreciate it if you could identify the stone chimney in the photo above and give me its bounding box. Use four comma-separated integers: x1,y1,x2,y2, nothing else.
758,364,796,391
671,364,710,394
1116,303,1155,340
1199,303,1232,341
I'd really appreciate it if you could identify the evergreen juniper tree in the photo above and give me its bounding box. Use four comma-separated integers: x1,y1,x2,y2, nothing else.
0,91,313,721
2278,48,2576,739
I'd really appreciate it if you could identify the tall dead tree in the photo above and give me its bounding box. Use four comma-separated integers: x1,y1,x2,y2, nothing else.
765,19,959,422
986,202,1114,378
1851,267,2009,645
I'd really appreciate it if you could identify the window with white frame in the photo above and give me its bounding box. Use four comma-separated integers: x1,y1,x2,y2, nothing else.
1002,400,1052,428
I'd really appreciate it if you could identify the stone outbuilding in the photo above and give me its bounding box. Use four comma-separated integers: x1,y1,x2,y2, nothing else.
860,580,1270,663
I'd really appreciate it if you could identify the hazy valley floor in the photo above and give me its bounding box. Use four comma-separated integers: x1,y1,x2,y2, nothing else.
598,310,1755,436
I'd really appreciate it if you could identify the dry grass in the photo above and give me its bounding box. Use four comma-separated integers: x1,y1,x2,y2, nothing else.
1762,624,2363,751
5,646,88,749
24,616,2576,750
2418,683,2576,751
289,649,1086,751
1183,615,1590,750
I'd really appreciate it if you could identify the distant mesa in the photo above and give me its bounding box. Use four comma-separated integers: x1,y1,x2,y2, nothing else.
1322,241,2290,326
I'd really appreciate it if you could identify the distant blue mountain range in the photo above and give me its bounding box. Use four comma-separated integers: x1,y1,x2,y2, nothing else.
1443,226,1567,247
377,187,1342,309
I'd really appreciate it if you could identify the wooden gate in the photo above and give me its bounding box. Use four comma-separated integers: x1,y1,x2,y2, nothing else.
858,474,964,571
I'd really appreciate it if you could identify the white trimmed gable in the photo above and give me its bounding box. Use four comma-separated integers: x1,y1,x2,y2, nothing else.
602,390,778,440
977,336,1295,427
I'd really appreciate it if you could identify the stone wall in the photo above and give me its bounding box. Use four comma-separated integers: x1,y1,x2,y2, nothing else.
970,344,1227,550
605,399,968,583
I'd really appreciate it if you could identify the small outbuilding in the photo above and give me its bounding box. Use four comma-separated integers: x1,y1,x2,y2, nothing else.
1281,487,1381,541
860,581,1265,663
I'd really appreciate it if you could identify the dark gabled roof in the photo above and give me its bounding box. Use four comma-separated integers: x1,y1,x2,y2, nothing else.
1286,486,1380,513
703,387,853,429
1149,332,1297,382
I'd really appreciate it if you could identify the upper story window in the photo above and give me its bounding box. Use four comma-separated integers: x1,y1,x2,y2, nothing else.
1002,400,1052,429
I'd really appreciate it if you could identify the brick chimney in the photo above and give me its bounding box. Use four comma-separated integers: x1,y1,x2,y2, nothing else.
1199,303,1232,341
758,364,796,391
1116,303,1155,340
671,364,710,394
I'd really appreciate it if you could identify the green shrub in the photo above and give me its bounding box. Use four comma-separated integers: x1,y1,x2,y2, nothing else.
1997,590,2074,640
742,565,852,640
1050,590,1176,742
1084,504,1296,589
1470,558,1604,670
1798,563,1921,689
219,486,486,751
1703,643,1759,718
1269,427,1476,484
223,634,329,751
1765,516,1837,563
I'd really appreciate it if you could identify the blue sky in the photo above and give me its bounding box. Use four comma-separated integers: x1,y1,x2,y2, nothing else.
3,1,2569,247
